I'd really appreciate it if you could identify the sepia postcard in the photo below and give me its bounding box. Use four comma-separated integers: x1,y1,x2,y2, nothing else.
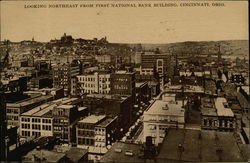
0,0,249,162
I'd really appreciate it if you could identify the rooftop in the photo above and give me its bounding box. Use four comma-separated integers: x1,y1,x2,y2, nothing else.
201,97,217,116
21,103,55,117
21,97,80,117
56,104,74,109
100,142,144,163
65,147,88,162
215,97,234,117
78,115,106,124
145,99,185,116
86,93,130,101
157,128,248,162
135,82,147,88
22,149,66,162
7,94,53,107
96,116,118,128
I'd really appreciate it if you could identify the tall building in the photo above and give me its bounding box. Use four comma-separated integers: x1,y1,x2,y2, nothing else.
141,53,173,89
76,115,106,149
52,98,83,144
76,72,111,95
94,116,117,152
76,115,118,161
52,63,80,96
110,71,135,102
143,93,186,145
83,94,133,130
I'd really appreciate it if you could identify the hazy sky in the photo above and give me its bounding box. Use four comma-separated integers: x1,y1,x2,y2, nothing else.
0,1,248,43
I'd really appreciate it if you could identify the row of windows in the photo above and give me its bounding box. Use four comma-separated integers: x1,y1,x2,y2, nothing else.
42,125,52,131
54,126,68,132
94,143,106,148
54,119,68,124
21,123,30,129
42,119,52,123
21,117,30,122
21,131,41,137
21,118,52,123
7,109,19,114
78,124,94,129
203,119,234,128
114,78,128,82
78,130,95,136
114,85,128,90
141,70,153,73
32,118,41,123
78,138,94,145
7,115,18,121
22,131,30,137
32,124,41,130
78,77,110,82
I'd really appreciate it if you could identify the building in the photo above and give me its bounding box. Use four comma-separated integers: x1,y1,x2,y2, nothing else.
2,76,28,95
20,103,55,138
76,115,106,155
157,128,249,162
52,63,80,96
148,81,160,97
28,76,53,90
82,94,133,130
52,98,83,144
143,94,186,145
131,52,142,65
19,97,84,139
135,82,151,117
6,94,54,127
201,97,236,132
110,71,135,102
76,72,111,95
141,52,174,88
231,74,245,86
94,116,118,153
95,55,111,63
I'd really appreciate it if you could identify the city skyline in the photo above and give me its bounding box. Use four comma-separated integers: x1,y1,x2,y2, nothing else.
1,1,248,43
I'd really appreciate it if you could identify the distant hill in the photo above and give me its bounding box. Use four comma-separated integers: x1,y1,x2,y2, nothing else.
125,40,249,58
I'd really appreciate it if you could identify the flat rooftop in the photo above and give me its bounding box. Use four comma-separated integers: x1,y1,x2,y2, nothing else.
215,97,234,117
56,105,74,109
7,94,53,107
86,93,130,101
78,115,106,124
100,142,143,163
65,147,88,162
96,116,117,128
21,97,80,117
23,149,65,162
157,128,248,162
201,97,217,116
145,99,185,116
21,103,55,117
135,82,147,88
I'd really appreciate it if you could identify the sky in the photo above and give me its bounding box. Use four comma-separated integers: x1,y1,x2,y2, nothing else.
0,1,248,43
